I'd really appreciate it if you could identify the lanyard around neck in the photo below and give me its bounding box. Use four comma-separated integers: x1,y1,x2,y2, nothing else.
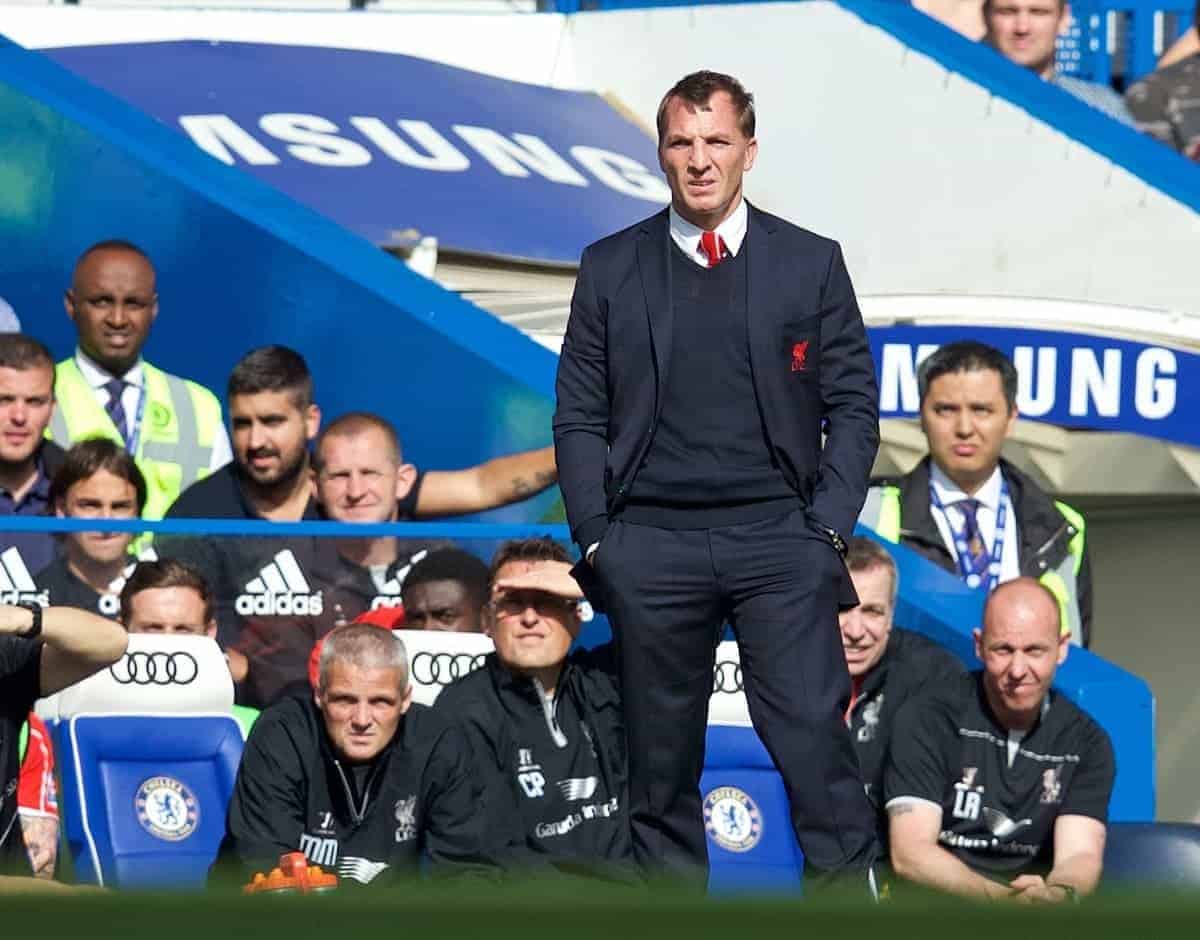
929,475,1009,593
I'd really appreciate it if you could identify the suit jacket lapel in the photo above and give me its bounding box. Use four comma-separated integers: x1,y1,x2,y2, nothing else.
636,209,672,418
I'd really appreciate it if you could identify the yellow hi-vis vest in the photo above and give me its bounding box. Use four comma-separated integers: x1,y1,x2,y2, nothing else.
48,358,223,521
861,485,1087,646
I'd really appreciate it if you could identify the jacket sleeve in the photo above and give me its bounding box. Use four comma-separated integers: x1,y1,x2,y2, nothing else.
809,242,881,541
211,710,308,884
553,245,611,553
1077,534,1094,649
422,723,499,879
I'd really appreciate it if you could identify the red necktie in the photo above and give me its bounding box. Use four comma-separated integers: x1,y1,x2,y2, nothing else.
700,231,726,267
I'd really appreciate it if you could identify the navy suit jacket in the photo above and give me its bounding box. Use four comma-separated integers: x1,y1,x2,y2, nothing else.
553,204,879,566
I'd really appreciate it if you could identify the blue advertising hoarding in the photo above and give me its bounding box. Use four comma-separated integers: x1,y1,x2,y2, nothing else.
44,41,669,264
870,324,1198,448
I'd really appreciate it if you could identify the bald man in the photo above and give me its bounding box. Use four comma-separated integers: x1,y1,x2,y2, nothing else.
884,578,1114,903
49,240,230,520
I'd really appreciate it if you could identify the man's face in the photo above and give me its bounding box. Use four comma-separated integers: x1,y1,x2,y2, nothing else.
58,469,138,565
316,661,411,764
229,390,318,488
986,0,1069,77
920,369,1017,492
403,579,482,633
0,364,54,466
488,561,580,673
64,248,158,374
658,91,757,230
125,586,215,638
974,593,1067,724
314,427,415,524
839,564,895,678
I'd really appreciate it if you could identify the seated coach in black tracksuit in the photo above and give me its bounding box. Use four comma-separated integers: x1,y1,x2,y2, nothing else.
212,623,490,888
435,539,633,880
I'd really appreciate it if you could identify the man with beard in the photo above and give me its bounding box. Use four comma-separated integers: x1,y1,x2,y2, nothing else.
35,438,146,619
165,348,558,706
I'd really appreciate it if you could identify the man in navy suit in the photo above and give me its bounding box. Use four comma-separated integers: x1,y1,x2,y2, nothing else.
553,71,881,888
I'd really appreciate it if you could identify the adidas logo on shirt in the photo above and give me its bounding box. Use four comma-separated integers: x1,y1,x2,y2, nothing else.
0,547,49,607
235,549,324,617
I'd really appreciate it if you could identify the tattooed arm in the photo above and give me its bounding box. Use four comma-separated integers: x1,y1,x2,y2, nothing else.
414,446,558,517
888,801,1012,901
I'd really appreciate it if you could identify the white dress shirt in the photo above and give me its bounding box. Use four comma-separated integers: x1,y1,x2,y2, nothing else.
669,198,748,267
75,349,232,471
928,462,1021,586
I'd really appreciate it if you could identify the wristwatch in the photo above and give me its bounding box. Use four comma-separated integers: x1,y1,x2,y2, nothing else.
1048,883,1080,904
15,602,43,640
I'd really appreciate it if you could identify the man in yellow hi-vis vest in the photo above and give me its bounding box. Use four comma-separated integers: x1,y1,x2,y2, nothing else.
48,240,231,521
858,341,1092,647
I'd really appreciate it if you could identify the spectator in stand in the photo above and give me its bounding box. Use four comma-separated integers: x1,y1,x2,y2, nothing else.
164,348,558,708
839,538,964,832
212,623,489,886
35,438,145,619
401,549,489,633
1,602,128,891
1125,5,1200,160
859,341,1093,647
435,538,632,879
0,298,19,333
17,713,58,880
0,333,65,584
982,0,1134,124
48,240,230,521
885,579,1113,902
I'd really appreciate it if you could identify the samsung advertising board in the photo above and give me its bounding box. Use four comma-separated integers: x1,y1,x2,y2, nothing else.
863,297,1199,448
44,41,669,265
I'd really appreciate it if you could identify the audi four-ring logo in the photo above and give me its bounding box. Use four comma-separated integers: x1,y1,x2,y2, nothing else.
712,660,743,694
410,652,486,686
109,651,200,686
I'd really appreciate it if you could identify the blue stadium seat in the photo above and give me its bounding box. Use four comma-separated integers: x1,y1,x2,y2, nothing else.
701,725,804,893
59,714,244,888
1103,822,1200,889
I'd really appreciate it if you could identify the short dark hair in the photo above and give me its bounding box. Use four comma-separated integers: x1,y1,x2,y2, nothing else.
0,333,55,382
403,548,490,609
73,240,155,282
656,70,756,142
845,536,899,607
227,345,312,409
917,341,1018,413
313,411,402,473
487,537,571,589
120,558,213,625
50,437,147,514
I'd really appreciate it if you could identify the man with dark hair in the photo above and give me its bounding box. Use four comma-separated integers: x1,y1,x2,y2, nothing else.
982,0,1133,123
0,333,65,584
400,549,489,633
859,340,1093,647
435,538,632,879
49,240,229,520
213,623,488,886
120,557,216,638
167,375,558,706
886,579,1113,902
1,601,128,887
839,537,964,836
555,69,881,887
35,438,146,619
1125,4,1200,159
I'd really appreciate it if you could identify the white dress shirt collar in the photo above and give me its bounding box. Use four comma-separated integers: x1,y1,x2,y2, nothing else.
75,347,144,389
669,198,749,267
930,461,1003,513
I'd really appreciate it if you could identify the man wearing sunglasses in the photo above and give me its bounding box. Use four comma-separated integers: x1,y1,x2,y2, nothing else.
434,538,633,879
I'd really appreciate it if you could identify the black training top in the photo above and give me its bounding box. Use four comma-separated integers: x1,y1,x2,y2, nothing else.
0,637,42,876
34,557,124,620
884,671,1114,877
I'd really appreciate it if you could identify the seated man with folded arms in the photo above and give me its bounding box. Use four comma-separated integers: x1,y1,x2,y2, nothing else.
885,578,1113,902
435,538,632,880
839,537,964,828
0,602,127,893
212,623,489,887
